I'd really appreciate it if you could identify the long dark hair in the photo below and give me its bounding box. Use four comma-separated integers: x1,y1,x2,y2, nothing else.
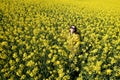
70,26,77,33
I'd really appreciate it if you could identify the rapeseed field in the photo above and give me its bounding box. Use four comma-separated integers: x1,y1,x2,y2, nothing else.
0,0,120,79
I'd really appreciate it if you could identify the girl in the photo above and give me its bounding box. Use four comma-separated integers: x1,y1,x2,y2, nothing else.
67,26,80,58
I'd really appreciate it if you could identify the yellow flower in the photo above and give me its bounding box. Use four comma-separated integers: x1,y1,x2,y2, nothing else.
4,72,9,77
32,67,38,74
48,53,53,58
33,28,40,35
1,68,7,73
12,53,18,58
19,64,24,69
55,60,60,65
51,55,58,62
11,45,17,50
20,75,26,80
75,67,79,71
26,60,35,67
0,53,7,59
0,47,3,51
116,46,120,50
16,69,22,76
115,69,120,77
58,72,64,77
106,69,112,75
8,75,14,80
63,75,70,80
91,49,98,53
34,76,39,80
9,60,15,66
1,41,8,46
84,66,89,72
10,66,16,71
94,66,101,73
110,57,116,64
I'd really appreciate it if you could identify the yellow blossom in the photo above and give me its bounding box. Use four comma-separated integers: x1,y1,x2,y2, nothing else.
1,41,8,46
26,60,35,67
106,69,112,75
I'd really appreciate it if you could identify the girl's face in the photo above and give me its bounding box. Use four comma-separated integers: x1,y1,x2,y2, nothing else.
70,28,74,34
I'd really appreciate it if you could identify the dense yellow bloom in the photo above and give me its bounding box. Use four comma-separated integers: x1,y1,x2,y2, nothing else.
106,69,112,75
32,66,38,75
51,55,58,62
0,53,7,59
8,76,14,80
4,72,9,78
12,53,18,58
16,69,22,76
48,53,53,58
91,49,98,53
26,60,35,67
1,41,8,46
10,66,16,71
55,60,60,65
0,0,120,79
20,75,26,80
19,64,24,69
9,60,15,66
58,69,64,77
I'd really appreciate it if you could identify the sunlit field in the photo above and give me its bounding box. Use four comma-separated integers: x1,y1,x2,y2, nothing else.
0,0,120,79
